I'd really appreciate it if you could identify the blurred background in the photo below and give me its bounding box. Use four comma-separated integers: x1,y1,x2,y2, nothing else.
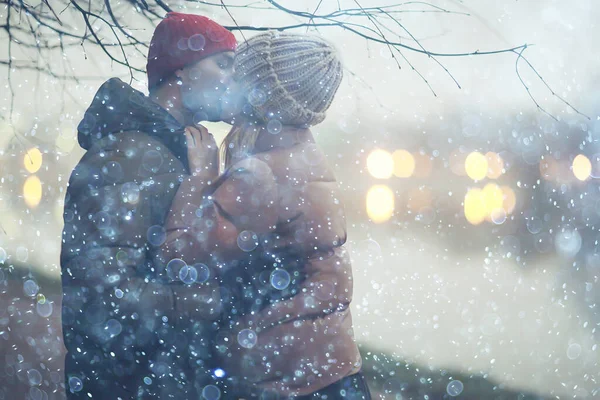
1,0,599,398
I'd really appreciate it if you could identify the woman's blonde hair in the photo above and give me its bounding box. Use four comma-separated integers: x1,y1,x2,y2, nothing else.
220,119,262,170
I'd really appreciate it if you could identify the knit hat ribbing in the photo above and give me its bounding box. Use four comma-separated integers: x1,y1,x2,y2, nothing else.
233,31,343,127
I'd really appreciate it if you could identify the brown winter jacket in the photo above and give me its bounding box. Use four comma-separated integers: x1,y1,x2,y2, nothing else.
160,125,363,397
60,78,221,399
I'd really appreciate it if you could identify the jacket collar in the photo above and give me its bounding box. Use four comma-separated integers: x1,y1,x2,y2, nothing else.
77,77,190,172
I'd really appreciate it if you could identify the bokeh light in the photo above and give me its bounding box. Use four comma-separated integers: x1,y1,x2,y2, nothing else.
366,185,394,223
464,188,486,225
392,149,415,178
482,183,504,222
464,184,516,225
413,152,433,178
23,175,42,208
501,186,516,214
24,147,43,174
486,152,504,179
465,152,488,181
572,154,591,181
367,149,394,179
55,131,76,154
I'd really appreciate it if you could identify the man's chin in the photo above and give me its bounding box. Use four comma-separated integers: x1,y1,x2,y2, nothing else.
193,108,222,124
204,115,224,123
191,101,239,124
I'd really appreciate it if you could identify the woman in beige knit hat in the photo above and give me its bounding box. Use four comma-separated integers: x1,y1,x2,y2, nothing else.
160,31,371,399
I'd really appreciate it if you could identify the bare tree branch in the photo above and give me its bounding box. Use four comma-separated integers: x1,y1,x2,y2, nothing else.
0,0,588,123
514,46,589,121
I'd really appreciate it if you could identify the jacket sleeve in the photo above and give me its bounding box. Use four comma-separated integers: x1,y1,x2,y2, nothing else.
160,157,279,266
226,245,353,332
60,133,221,359
277,180,348,258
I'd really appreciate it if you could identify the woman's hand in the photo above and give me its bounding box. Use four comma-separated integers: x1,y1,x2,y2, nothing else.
184,124,219,182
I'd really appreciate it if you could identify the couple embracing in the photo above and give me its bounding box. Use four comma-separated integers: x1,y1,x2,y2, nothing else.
60,11,371,400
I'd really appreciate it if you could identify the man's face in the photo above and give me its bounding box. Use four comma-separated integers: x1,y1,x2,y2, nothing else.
178,51,234,123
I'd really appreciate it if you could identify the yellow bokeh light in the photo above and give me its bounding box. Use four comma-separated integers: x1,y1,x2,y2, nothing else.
24,147,43,174
366,184,394,223
465,184,516,225
392,149,415,178
486,152,504,179
483,183,504,206
23,175,42,208
367,149,394,179
465,152,488,181
572,154,591,181
464,188,487,225
501,186,516,214
56,132,76,154
483,183,504,222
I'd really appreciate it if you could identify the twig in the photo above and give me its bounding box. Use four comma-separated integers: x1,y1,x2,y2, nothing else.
70,0,143,82
42,0,64,25
378,7,461,89
219,0,247,43
513,46,590,121
306,0,324,33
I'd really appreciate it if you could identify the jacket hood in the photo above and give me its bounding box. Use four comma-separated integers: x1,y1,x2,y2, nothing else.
77,77,189,171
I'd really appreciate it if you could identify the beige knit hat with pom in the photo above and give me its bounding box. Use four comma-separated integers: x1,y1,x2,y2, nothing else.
233,30,343,127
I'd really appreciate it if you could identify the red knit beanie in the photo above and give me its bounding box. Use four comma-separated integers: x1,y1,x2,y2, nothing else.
146,12,237,90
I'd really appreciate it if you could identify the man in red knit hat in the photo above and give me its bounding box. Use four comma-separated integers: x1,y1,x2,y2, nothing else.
148,11,238,124
61,11,237,399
